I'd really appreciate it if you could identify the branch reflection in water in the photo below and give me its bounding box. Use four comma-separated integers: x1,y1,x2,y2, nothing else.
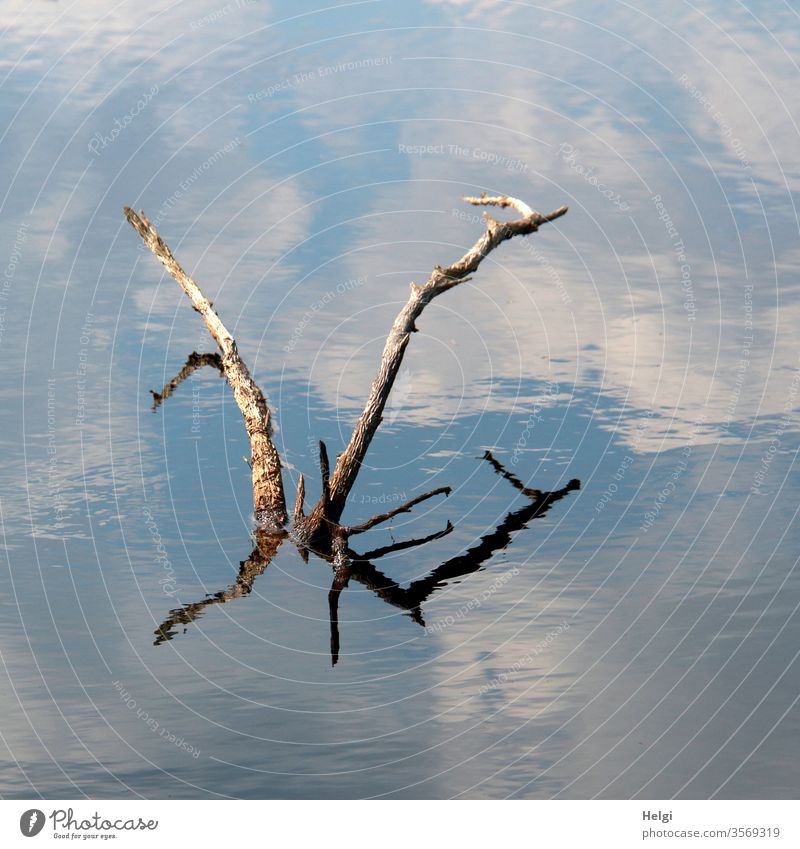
150,366,579,666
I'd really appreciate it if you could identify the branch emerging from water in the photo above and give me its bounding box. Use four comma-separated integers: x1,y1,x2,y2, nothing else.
125,208,287,527
325,194,568,522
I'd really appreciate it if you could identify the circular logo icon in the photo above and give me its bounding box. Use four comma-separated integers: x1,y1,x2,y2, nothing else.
19,809,46,837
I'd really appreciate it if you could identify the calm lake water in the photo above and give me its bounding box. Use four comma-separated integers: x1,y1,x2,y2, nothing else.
1,0,798,799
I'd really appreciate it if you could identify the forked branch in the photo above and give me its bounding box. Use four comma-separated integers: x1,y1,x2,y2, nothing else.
128,192,574,663
126,193,567,539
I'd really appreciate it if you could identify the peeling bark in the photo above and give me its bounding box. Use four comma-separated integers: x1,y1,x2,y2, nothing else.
125,208,287,527
325,195,568,521
127,195,566,533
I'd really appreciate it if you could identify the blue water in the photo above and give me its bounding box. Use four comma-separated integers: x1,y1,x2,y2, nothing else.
1,0,798,798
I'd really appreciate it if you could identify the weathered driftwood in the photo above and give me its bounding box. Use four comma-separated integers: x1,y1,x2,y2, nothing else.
127,194,566,538
125,208,287,527
128,193,574,661
153,453,579,664
324,196,568,521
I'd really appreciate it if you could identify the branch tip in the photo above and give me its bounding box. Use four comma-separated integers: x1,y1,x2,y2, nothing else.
294,473,306,523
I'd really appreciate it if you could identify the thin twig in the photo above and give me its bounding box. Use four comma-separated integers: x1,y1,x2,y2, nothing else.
150,351,224,411
345,486,451,534
293,473,306,524
355,521,454,561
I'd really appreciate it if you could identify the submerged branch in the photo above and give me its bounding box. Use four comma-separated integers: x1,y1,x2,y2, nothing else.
130,192,575,663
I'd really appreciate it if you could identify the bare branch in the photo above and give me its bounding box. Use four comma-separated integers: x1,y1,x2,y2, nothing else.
125,208,287,527
345,486,451,535
463,194,568,224
355,521,454,561
463,194,534,218
319,440,331,503
150,351,223,411
326,195,567,521
293,473,306,524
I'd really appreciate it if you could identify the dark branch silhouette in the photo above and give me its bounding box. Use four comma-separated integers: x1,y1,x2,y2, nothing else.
154,453,579,664
349,463,579,616
153,530,284,645
357,521,454,561
345,487,451,535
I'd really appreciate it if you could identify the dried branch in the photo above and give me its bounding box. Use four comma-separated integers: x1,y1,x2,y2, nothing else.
151,461,578,658
326,195,568,521
319,440,331,510
150,351,224,411
345,486,451,535
127,190,579,664
356,521,454,561
293,473,306,523
125,208,287,527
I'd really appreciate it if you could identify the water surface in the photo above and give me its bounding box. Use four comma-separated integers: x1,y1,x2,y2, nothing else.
1,0,798,799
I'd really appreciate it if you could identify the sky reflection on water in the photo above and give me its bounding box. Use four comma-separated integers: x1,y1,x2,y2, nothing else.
0,0,798,799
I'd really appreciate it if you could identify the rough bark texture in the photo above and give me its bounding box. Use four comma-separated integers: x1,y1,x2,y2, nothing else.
150,351,223,411
128,194,577,662
324,195,568,522
125,208,287,527
126,194,567,537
